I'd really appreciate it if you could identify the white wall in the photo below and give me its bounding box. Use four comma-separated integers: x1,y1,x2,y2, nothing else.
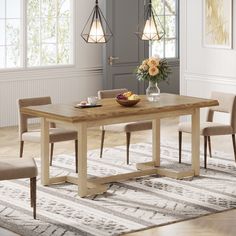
0,0,104,127
180,0,236,108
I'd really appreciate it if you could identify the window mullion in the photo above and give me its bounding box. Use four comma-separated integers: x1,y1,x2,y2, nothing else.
4,0,7,67
56,0,59,64
70,0,74,64
176,0,179,58
163,0,166,58
39,0,42,66
22,0,27,68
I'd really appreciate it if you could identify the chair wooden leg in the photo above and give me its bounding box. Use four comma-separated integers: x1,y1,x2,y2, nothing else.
208,136,212,158
204,136,207,169
179,131,182,163
50,143,54,166
30,177,37,219
100,130,105,158
20,141,24,158
75,140,78,173
232,134,236,162
126,132,131,165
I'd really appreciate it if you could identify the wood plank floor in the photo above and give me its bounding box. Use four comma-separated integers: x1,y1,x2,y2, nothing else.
125,209,236,236
0,118,235,236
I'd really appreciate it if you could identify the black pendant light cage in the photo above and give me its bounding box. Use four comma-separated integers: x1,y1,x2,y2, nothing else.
81,0,113,43
135,0,165,41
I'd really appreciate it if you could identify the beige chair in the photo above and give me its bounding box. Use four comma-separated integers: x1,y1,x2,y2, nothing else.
18,97,78,172
98,88,152,164
178,92,236,168
0,158,37,219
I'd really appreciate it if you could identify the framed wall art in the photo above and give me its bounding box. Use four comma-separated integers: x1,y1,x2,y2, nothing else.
203,0,233,49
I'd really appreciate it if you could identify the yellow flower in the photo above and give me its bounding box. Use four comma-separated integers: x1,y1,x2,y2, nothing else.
149,66,159,76
148,57,159,67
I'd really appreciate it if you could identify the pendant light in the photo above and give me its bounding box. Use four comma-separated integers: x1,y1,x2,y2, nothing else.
136,0,165,41
81,0,112,43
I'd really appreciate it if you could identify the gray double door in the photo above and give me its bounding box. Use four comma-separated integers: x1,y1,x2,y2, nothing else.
103,0,179,95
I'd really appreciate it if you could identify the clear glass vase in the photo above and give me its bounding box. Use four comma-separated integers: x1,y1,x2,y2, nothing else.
146,81,160,102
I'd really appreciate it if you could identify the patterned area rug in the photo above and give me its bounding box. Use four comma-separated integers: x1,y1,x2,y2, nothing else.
0,142,236,236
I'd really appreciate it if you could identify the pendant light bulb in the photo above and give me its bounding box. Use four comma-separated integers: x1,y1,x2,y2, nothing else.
142,17,159,40
88,19,106,43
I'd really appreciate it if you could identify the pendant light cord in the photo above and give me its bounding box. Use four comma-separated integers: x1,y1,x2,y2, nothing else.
95,0,98,18
149,0,152,18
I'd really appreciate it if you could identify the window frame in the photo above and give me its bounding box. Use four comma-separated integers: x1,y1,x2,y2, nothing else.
0,0,75,72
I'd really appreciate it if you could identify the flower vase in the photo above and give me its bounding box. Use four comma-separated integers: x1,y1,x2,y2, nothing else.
146,81,160,102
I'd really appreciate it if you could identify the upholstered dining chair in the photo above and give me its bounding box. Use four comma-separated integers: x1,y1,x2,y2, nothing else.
98,88,152,164
18,97,78,173
0,157,37,219
178,91,236,168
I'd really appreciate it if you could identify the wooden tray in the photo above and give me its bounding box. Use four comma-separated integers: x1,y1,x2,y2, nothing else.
75,104,102,109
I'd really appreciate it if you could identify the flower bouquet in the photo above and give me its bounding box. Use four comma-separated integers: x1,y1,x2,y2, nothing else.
135,57,171,101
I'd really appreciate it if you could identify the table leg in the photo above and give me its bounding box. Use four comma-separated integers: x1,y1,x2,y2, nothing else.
41,118,50,185
191,108,200,176
152,118,161,167
77,123,88,197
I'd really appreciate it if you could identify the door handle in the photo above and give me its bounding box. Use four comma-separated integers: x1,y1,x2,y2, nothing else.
108,56,119,65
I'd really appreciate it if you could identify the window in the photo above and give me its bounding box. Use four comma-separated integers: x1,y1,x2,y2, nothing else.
0,0,73,70
0,0,21,68
151,0,179,59
27,0,73,66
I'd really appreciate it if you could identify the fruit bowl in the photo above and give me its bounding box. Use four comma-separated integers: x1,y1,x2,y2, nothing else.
116,98,140,107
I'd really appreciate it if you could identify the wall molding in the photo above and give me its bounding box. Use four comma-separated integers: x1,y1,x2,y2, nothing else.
184,72,236,85
0,66,103,82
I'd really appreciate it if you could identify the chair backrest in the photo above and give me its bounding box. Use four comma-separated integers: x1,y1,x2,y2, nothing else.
207,91,236,132
17,96,52,137
98,88,128,99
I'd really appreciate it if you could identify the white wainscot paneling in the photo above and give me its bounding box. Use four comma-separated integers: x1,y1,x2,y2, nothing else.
183,73,236,122
184,73,236,98
0,71,103,127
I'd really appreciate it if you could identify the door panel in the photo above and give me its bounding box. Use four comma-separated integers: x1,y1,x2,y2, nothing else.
113,74,139,92
113,0,139,64
104,0,146,94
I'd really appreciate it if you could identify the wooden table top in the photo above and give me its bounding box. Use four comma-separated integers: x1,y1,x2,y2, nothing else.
21,94,219,123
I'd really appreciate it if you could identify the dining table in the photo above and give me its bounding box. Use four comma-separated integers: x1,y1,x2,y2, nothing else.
21,93,219,197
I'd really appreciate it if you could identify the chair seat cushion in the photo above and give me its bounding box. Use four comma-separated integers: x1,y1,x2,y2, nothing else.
178,122,233,136
102,121,152,133
22,128,77,143
0,158,37,181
